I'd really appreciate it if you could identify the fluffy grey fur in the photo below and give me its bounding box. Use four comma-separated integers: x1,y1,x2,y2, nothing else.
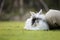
45,9,60,30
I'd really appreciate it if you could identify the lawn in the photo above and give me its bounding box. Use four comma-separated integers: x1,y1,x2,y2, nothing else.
0,21,60,40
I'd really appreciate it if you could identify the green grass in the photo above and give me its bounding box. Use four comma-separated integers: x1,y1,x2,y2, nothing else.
0,21,60,40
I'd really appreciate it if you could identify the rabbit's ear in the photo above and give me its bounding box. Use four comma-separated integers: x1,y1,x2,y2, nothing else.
38,9,43,14
30,11,35,16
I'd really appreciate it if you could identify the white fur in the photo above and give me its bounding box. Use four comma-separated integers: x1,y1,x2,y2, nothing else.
24,17,49,30
24,9,49,30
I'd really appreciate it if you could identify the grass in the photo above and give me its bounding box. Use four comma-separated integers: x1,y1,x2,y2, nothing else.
0,21,60,40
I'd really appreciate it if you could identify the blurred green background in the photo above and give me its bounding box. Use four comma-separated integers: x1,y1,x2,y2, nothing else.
0,22,60,40
0,0,60,21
